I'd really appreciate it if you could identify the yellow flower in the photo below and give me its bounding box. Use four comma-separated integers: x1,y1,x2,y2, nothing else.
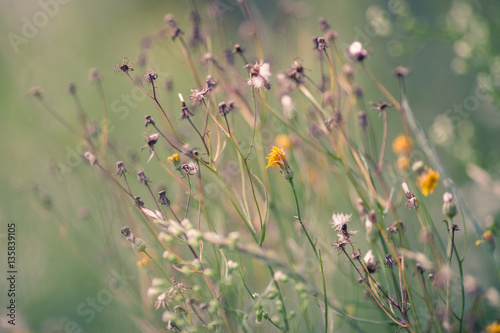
266,146,287,169
274,134,292,150
396,156,410,171
392,135,412,155
476,230,495,246
136,257,149,267
266,146,294,180
417,167,439,196
167,153,181,169
486,321,500,333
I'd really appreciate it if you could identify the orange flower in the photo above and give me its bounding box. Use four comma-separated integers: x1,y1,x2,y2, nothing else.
486,320,500,333
417,168,439,196
392,135,412,155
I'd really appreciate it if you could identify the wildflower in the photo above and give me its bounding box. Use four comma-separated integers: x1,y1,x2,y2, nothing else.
486,320,500,333
417,167,439,196
137,257,149,267
167,153,181,170
396,155,410,171
144,71,158,83
402,182,419,210
247,61,271,90
442,192,457,218
476,230,495,248
83,151,97,166
392,135,412,155
274,134,292,150
364,250,378,273
324,29,338,43
331,212,357,241
115,161,127,177
348,41,368,61
266,146,294,181
114,57,134,73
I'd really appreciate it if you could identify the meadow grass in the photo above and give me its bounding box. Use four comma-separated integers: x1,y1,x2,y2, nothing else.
24,2,500,332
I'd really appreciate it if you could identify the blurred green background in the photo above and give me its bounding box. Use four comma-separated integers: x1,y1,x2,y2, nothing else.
1,0,499,332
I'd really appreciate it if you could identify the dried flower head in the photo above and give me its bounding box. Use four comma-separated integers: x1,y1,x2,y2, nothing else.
394,66,411,77
84,151,97,166
144,71,158,83
232,44,245,55
181,163,198,176
178,94,194,119
114,57,134,73
402,182,419,210
247,61,271,90
115,161,127,177
387,220,406,234
137,171,149,185
313,37,328,51
88,68,101,83
134,196,144,208
218,101,234,116
144,115,155,127
68,82,77,94
28,86,43,99
266,146,294,180
158,190,170,206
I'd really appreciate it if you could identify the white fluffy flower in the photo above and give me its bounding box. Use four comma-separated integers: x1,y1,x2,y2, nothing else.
348,41,367,60
364,249,375,264
247,61,271,89
331,212,352,231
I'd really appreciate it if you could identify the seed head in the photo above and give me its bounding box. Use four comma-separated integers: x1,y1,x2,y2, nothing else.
158,190,170,206
137,171,150,185
144,115,155,127
144,71,158,83
114,57,134,73
115,161,127,177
